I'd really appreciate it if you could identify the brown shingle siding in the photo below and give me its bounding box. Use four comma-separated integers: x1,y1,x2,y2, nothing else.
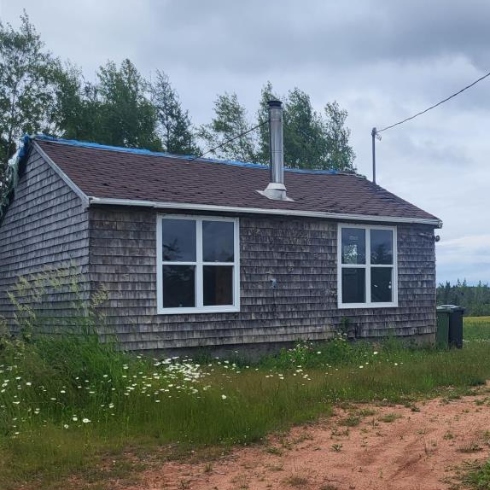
87,208,436,351
0,148,90,330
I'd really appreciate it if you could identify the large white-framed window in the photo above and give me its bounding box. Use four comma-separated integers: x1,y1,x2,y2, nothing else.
156,215,240,314
338,224,398,309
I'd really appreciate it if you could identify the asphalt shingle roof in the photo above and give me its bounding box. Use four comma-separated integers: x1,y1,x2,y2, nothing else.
33,137,440,224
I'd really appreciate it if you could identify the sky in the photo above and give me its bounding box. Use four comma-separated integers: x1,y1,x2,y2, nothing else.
1,0,489,285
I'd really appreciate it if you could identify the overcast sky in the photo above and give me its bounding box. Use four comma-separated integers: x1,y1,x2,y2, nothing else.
2,0,489,285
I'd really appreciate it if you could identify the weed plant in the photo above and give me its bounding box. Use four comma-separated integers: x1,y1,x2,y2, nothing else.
464,460,490,489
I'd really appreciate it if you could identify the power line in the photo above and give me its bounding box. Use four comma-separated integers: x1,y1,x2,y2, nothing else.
377,69,490,134
189,120,267,162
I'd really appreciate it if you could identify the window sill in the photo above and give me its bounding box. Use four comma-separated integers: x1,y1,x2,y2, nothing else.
338,302,398,309
157,305,240,315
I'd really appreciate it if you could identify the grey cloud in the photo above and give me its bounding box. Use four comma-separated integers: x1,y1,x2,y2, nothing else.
142,0,490,74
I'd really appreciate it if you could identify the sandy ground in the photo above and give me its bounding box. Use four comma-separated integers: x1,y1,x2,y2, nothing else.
122,387,490,490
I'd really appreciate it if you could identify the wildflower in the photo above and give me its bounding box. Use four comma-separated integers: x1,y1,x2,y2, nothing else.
72,416,78,422
25,382,32,386
373,351,378,355
221,394,227,400
63,424,69,429
82,418,91,424
60,390,66,394
359,365,364,369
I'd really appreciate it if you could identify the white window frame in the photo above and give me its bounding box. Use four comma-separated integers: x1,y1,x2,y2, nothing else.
156,215,240,314
337,223,398,309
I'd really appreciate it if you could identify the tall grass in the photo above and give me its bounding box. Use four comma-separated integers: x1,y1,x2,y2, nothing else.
1,273,490,490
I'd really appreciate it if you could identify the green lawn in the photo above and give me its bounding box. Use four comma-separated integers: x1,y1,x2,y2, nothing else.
464,316,490,341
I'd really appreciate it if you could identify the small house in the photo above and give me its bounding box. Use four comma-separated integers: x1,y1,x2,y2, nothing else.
0,102,442,356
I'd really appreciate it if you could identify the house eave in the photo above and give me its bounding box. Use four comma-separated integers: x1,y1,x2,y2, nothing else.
88,197,443,227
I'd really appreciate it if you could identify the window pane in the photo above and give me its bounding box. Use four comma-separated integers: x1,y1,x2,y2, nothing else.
342,268,365,303
162,219,196,261
341,228,366,264
203,221,234,262
203,266,233,306
162,265,195,307
371,230,393,265
371,267,393,302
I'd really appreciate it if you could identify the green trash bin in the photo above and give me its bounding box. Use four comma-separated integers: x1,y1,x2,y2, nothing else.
436,308,450,348
436,305,465,349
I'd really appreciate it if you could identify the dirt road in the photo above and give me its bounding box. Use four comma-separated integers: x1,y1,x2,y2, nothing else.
124,388,490,490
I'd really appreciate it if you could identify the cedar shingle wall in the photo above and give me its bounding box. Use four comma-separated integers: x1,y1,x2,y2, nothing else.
0,149,90,330
89,207,436,351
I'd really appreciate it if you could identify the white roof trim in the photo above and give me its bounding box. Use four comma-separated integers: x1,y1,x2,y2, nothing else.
33,141,90,208
88,197,443,227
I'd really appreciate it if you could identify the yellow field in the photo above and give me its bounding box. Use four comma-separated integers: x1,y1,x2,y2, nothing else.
465,316,490,325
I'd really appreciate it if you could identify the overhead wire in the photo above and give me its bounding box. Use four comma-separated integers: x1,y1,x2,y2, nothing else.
377,69,490,134
188,120,268,162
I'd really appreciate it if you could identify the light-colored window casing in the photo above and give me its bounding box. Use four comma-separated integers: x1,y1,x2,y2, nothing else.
156,215,240,314
337,223,398,309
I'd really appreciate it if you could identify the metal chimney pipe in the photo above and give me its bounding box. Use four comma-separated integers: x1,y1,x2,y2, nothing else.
258,100,290,201
268,100,284,185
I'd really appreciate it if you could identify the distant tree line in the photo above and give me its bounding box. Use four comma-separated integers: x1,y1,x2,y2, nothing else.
437,280,490,316
0,13,356,202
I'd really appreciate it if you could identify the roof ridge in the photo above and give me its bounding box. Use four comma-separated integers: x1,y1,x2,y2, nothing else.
32,134,358,176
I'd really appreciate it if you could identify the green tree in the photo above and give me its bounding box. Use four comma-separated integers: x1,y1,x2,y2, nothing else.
256,82,356,171
436,280,490,316
52,60,163,152
50,64,101,142
0,12,60,195
151,70,199,155
282,87,327,169
96,59,161,150
323,101,356,171
199,92,258,162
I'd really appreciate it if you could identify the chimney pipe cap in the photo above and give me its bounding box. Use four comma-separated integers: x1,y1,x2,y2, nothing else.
268,100,282,108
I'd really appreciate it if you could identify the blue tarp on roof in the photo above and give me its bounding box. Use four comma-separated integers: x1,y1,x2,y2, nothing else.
31,134,343,175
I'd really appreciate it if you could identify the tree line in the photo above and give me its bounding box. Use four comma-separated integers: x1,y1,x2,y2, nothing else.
437,280,490,316
0,13,356,200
